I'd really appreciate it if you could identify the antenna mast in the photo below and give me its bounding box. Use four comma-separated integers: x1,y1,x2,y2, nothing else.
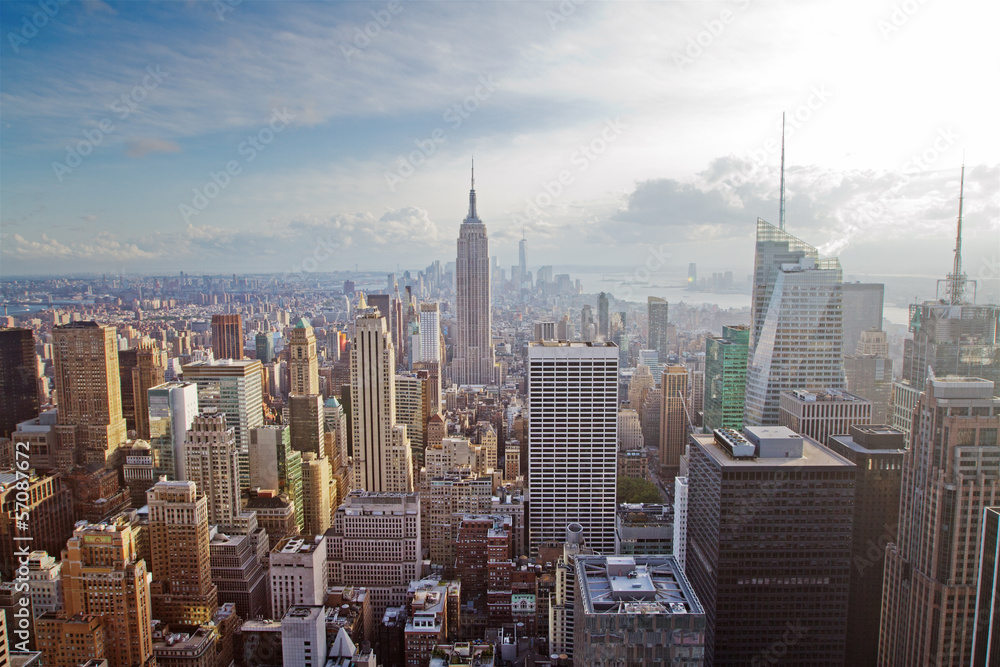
779,112,786,231
948,164,966,304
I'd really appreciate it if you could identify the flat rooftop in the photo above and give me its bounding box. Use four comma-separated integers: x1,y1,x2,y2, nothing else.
693,432,855,469
576,555,702,616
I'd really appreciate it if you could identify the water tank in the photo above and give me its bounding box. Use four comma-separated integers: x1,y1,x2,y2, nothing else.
565,522,584,545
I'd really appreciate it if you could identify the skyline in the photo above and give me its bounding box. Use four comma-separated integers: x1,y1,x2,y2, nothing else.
1,0,998,291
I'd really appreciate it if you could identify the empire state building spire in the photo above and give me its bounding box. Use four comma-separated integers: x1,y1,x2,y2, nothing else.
466,158,479,222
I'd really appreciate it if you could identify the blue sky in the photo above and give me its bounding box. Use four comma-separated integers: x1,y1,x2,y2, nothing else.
1,0,998,292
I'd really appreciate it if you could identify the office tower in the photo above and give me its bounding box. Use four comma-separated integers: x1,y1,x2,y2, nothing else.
246,492,298,549
351,312,411,493
647,297,669,362
181,358,263,456
687,262,697,288
973,507,999,667
288,319,319,395
35,611,107,667
118,344,166,439
255,332,275,364
324,397,351,508
454,515,511,601
452,168,495,386
249,425,304,530
778,388,872,445
901,301,999,387
659,365,689,478
673,476,688,571
62,519,154,667
147,480,219,625
689,369,705,417
617,408,644,451
628,364,654,413
845,330,894,424
687,427,856,666
421,474,493,567
533,320,556,342
182,359,263,490
0,471,74,580
25,550,62,614
703,325,749,433
880,377,1000,666
412,361,441,418
270,536,327,620
395,374,428,462
573,555,705,666
598,292,610,339
580,305,595,342
556,314,572,341
744,220,845,426
518,235,528,285
52,321,128,467
549,523,591,658
148,381,199,480
287,393,324,456
642,386,662,452
281,605,326,667
211,314,243,360
0,580,33,654
326,491,422,618
418,303,440,362
209,531,269,621
528,341,618,555
0,328,39,439
184,413,242,527
842,283,885,354
826,425,905,667
300,453,332,537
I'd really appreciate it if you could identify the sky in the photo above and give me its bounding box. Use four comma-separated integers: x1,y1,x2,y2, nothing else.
1,0,998,294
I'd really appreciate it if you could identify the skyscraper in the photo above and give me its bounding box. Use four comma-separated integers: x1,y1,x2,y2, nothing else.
597,292,609,339
249,425,303,531
147,381,199,480
351,312,411,493
687,427,856,666
118,343,166,439
703,325,750,433
0,327,39,440
300,453,333,537
879,377,1000,666
973,507,1000,667
842,282,885,354
287,393,324,456
658,365,689,478
744,219,845,426
255,332,275,364
288,318,319,395
184,412,242,527
211,314,243,360
827,425,906,667
418,302,441,363
52,321,128,467
845,329,894,424
62,518,154,667
147,479,219,625
647,297,668,362
452,166,495,386
528,341,618,555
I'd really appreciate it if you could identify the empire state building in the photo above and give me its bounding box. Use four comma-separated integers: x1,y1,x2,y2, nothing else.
452,164,495,386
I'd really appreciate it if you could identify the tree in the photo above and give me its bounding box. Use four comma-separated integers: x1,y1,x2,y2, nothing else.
617,476,662,504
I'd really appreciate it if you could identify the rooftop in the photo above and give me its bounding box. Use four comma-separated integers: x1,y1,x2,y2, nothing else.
694,431,855,469
576,555,702,616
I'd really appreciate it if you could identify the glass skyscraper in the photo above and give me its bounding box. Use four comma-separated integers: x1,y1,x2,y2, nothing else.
703,325,750,433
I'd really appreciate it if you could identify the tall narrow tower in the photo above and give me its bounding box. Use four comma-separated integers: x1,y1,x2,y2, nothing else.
453,163,495,386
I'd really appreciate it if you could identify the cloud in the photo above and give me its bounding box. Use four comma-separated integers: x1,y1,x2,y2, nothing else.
82,0,117,15
125,138,181,158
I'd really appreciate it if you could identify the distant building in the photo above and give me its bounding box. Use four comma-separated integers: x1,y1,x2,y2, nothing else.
255,332,275,364
659,365,689,478
647,297,669,362
845,330,894,424
703,325,749,433
841,283,884,355
211,314,243,361
778,388,872,445
573,555,705,666
148,381,199,480
118,344,166,440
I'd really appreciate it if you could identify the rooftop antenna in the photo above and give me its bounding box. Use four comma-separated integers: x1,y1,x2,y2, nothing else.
948,162,967,305
779,112,786,231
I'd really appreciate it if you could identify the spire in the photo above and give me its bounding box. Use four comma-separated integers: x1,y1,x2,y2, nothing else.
948,163,967,305
779,112,786,231
465,157,479,222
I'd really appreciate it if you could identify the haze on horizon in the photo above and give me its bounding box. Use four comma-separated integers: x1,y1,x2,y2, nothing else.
1,0,997,297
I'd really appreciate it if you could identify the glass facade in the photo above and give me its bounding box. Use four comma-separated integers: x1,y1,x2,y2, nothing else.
703,325,750,433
